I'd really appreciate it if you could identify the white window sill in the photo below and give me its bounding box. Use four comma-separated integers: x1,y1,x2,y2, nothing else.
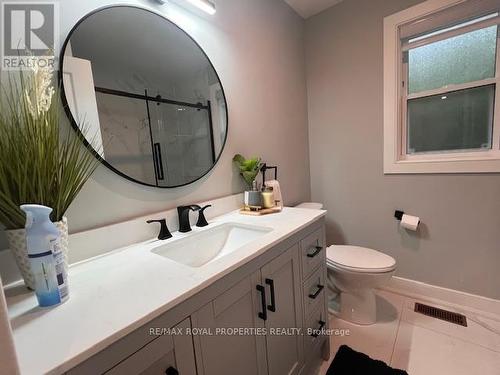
384,156,500,174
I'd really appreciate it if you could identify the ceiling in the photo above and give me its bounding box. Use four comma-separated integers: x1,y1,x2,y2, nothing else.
284,0,344,19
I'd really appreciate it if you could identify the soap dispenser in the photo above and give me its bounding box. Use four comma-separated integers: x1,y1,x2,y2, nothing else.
21,205,69,307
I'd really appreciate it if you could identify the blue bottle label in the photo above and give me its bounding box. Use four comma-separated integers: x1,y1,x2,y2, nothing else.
30,252,61,307
50,238,69,302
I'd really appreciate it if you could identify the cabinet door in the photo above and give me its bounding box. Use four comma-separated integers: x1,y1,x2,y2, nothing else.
105,318,196,375
261,244,304,375
192,271,268,375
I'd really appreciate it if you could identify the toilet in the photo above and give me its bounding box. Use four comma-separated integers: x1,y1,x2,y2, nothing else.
295,202,324,210
326,245,396,325
294,203,396,325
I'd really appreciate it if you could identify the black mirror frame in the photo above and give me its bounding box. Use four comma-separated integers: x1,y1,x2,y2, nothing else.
58,5,229,189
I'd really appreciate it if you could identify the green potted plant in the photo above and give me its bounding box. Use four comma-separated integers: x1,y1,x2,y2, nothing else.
233,154,262,207
0,64,98,289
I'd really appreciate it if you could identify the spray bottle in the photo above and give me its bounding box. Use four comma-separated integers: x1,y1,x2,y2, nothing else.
20,205,69,307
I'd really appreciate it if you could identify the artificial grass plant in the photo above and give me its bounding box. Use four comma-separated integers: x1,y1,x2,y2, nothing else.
0,65,99,229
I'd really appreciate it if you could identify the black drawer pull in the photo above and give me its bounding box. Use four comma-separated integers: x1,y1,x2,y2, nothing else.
310,320,326,338
308,284,325,299
265,278,276,312
165,366,179,375
256,285,267,321
307,246,323,258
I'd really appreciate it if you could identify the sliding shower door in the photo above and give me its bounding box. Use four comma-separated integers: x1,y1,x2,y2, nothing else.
95,91,156,185
149,101,215,187
93,87,215,187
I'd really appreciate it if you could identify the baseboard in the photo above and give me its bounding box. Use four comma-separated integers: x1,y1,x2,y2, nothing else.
382,276,500,318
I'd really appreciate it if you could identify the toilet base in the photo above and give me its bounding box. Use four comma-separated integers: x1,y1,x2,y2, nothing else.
337,289,376,325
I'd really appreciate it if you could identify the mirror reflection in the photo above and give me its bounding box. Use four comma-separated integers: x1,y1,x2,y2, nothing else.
61,6,228,187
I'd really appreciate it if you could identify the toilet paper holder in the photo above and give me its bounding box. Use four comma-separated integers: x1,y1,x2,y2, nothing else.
394,210,405,221
394,210,420,231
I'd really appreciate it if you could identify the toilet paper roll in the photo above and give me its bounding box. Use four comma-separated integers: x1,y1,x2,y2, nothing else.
401,214,420,231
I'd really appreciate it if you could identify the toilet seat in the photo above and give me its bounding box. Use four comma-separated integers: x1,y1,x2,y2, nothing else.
327,245,396,274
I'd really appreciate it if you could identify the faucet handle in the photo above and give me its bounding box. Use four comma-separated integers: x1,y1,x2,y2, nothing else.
147,219,172,240
196,205,212,227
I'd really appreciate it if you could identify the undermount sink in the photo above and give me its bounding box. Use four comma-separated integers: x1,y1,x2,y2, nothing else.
151,223,273,268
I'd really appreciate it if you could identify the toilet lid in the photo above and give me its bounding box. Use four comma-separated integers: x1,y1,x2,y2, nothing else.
327,245,396,273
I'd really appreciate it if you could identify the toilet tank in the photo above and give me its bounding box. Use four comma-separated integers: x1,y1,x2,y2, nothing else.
295,202,323,210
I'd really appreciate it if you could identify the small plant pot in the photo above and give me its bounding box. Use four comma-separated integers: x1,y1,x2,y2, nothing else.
244,191,262,208
5,217,69,290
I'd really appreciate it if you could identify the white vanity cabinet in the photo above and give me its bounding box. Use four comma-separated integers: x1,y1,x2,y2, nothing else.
299,228,330,372
260,244,304,375
191,272,267,375
66,220,328,375
193,244,304,375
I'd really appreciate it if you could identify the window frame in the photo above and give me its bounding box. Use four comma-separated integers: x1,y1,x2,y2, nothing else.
384,0,500,173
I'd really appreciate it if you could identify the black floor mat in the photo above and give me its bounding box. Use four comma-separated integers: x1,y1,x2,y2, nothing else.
326,345,408,375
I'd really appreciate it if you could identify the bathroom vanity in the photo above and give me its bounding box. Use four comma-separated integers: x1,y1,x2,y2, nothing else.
6,208,329,375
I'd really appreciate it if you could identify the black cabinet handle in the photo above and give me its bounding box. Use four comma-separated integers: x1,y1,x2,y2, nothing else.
307,246,323,258
265,278,276,312
256,285,267,321
310,320,326,338
165,366,179,375
308,284,325,299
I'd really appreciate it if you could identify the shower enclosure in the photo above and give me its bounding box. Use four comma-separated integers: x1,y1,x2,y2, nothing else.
95,87,215,187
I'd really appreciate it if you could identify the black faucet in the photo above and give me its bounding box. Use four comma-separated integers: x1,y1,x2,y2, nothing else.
177,205,200,233
194,205,212,227
177,204,212,232
146,219,172,240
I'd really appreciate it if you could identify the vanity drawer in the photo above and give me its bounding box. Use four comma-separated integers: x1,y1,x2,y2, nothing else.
105,318,195,375
303,303,328,359
300,228,325,278
105,335,176,375
303,266,326,317
68,318,195,375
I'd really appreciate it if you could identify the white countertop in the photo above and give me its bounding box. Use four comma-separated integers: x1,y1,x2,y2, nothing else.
5,207,325,375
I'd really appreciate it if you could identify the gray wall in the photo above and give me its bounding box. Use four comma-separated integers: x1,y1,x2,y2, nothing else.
66,0,311,232
0,0,311,252
305,0,500,299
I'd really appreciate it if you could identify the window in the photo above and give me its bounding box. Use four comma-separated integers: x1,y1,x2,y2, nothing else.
384,0,500,173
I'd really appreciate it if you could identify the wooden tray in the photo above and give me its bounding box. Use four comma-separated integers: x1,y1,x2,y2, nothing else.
239,206,282,216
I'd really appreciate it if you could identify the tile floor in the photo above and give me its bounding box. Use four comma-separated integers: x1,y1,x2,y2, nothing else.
319,290,500,375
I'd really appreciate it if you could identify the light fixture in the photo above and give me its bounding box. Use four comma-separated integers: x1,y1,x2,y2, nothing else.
184,0,216,15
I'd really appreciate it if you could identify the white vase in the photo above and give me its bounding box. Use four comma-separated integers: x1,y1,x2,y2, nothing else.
5,217,69,290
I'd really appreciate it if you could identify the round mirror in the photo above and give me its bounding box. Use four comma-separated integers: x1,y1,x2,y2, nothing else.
60,6,228,188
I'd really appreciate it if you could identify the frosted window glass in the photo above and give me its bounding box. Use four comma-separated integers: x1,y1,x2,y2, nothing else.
408,26,498,94
407,85,494,154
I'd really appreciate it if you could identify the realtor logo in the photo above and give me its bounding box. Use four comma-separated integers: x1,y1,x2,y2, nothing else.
1,2,59,70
